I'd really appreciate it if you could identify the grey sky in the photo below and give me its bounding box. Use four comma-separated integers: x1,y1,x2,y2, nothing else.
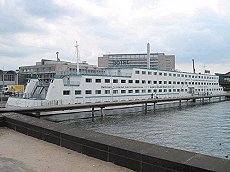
0,0,230,73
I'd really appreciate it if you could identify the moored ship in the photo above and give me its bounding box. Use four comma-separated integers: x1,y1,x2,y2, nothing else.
6,67,225,107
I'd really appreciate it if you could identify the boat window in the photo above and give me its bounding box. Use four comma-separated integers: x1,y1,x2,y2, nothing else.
159,89,162,92
164,81,167,84
75,90,81,95
148,89,152,93
135,90,140,93
148,81,151,84
159,81,162,84
86,78,92,83
142,71,146,74
148,72,152,75
121,90,126,93
121,80,126,83
153,89,157,93
169,89,172,92
128,80,133,83
159,72,162,76
63,90,70,95
154,72,157,75
168,81,172,84
164,89,167,92
177,82,180,84
142,90,146,93
142,80,146,84
105,90,110,94
164,73,167,76
105,79,110,83
135,80,139,83
177,74,180,77
113,90,118,94
85,90,92,94
95,90,101,94
181,74,184,77
128,90,133,93
135,71,140,74
153,81,157,84
113,79,118,83
95,79,101,83
169,73,172,76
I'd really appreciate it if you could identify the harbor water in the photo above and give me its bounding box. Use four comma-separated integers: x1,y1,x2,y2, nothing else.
57,101,230,159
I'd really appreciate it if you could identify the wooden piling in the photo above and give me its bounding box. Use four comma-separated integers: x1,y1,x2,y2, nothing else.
92,107,95,118
144,103,147,114
179,100,181,108
100,107,104,117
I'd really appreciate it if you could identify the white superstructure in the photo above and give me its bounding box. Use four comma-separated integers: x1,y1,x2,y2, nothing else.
7,67,225,107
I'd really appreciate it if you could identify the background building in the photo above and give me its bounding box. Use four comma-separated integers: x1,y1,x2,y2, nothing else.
19,59,105,84
0,70,21,88
98,53,175,70
217,72,230,91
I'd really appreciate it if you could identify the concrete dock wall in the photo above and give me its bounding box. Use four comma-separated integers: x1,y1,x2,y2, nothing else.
0,113,229,172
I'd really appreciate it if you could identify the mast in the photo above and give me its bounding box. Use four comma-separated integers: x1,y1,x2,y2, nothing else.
75,41,79,74
192,59,195,73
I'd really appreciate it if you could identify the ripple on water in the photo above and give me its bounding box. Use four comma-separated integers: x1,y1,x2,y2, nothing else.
65,101,230,159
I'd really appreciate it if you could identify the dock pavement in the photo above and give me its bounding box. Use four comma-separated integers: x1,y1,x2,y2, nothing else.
0,128,132,172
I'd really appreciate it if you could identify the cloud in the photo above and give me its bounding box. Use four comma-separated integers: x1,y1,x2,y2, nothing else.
0,0,230,74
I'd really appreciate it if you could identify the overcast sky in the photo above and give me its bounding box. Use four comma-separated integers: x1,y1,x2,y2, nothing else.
1,0,230,74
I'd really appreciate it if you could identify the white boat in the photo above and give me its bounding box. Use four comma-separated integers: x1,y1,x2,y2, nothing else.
6,67,225,107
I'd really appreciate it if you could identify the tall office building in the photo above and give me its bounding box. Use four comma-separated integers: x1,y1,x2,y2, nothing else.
98,53,175,70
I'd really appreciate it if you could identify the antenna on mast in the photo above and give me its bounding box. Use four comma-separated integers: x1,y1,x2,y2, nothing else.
75,41,79,74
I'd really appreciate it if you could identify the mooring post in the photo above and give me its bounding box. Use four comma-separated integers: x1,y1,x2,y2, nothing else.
209,97,211,103
186,100,188,107
154,103,156,112
202,98,204,104
144,103,147,114
92,107,95,119
219,96,221,101
100,107,104,117
179,100,181,108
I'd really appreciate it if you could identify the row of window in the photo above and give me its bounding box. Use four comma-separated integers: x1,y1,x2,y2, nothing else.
63,88,222,95
85,78,218,85
135,70,217,80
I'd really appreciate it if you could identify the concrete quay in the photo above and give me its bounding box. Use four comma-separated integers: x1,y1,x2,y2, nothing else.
0,113,229,172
